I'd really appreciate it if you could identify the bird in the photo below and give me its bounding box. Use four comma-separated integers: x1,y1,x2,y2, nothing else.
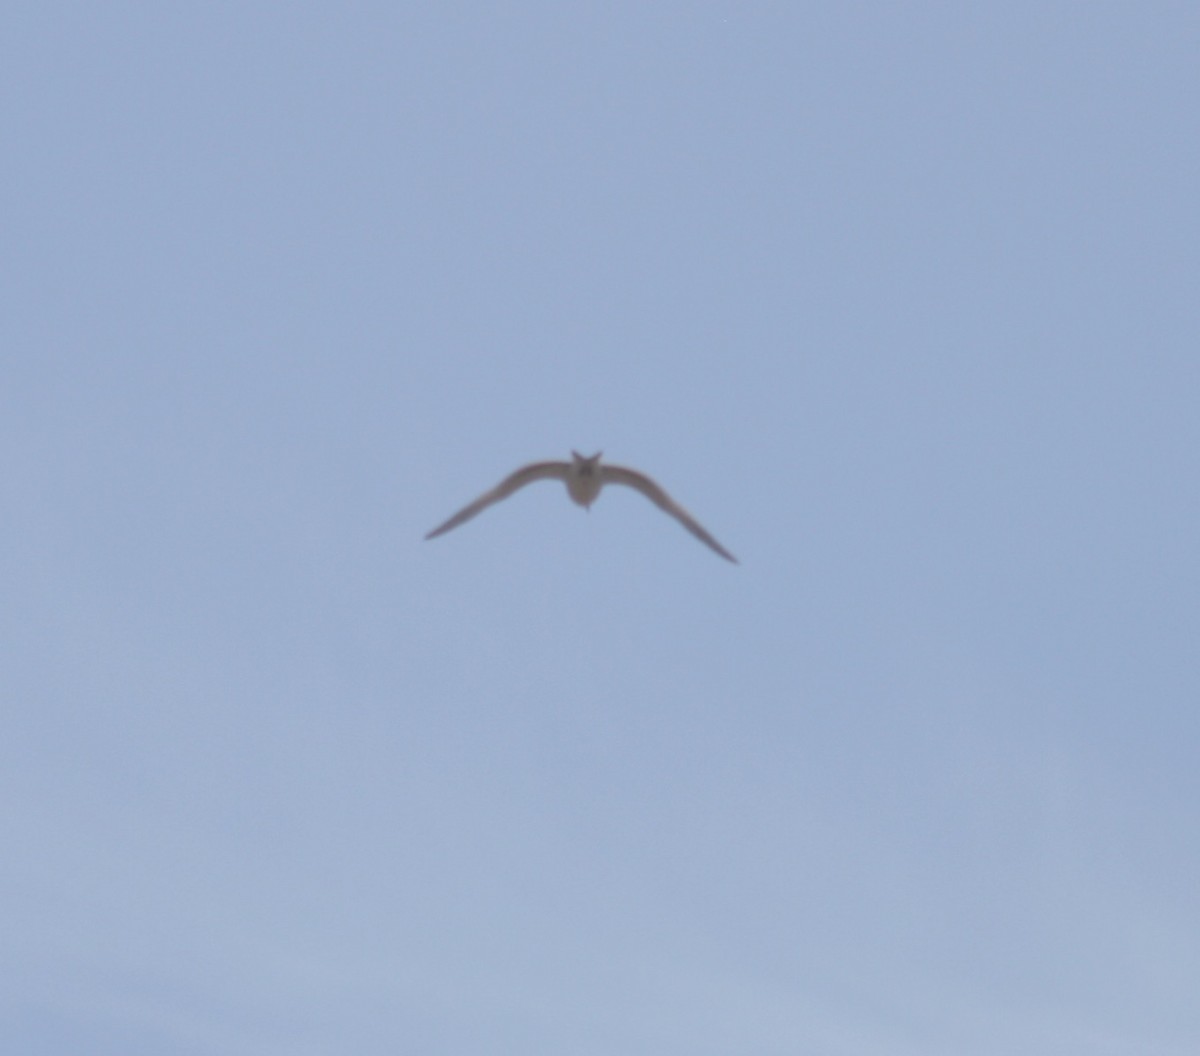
425,451,738,563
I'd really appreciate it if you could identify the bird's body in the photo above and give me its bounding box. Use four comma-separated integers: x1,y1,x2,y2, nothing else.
425,451,737,563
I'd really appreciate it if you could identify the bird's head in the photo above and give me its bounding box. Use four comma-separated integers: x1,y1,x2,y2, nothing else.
571,450,603,476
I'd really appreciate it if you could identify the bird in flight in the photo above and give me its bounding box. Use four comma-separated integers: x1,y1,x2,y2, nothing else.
425,451,738,563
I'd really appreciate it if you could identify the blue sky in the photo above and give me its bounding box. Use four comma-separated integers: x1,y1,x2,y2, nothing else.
3,3,1198,1053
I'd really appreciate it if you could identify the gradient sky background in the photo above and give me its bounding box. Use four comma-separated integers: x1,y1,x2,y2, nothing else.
4,4,1199,1054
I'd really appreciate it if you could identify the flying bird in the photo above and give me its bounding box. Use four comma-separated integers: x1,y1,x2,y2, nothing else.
425,451,738,563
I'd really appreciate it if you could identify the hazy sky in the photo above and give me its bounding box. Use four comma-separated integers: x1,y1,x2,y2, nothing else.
4,4,1198,1054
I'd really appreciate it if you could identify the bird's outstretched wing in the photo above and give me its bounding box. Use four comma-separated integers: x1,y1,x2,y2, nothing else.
425,461,570,540
600,464,738,563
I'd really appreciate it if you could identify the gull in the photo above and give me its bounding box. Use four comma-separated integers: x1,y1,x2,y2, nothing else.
425,451,738,563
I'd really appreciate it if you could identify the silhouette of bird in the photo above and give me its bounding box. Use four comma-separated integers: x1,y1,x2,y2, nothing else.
425,451,737,563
